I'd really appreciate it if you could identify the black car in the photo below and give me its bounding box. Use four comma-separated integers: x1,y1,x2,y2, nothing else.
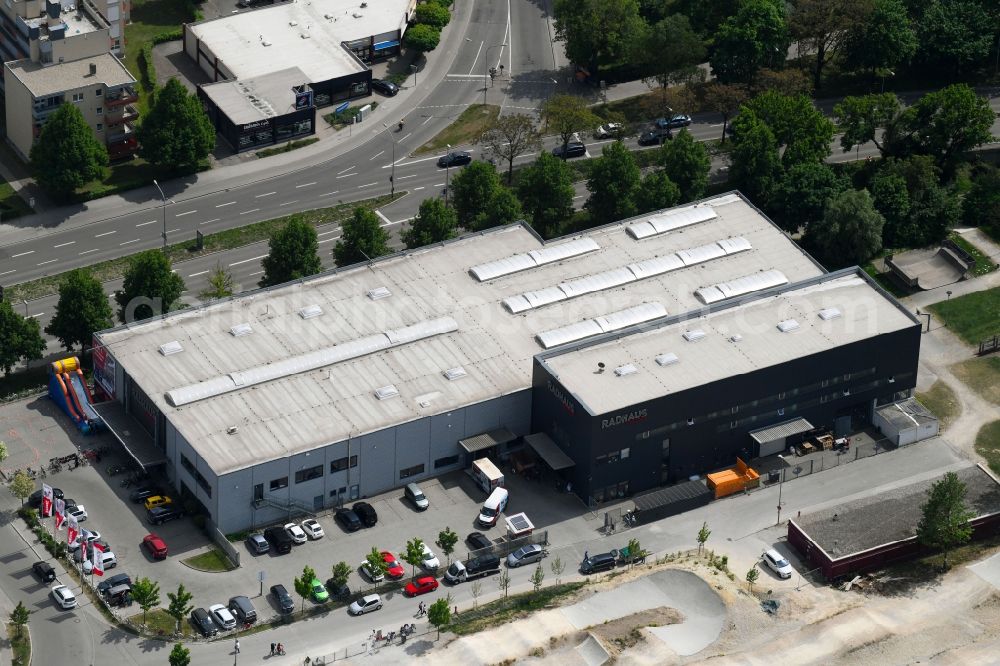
638,129,672,146
190,607,218,637
325,578,351,601
128,486,162,503
28,487,63,508
32,561,56,583
147,505,182,525
437,151,472,168
580,552,617,574
371,79,399,96
552,142,586,159
466,532,492,551
352,501,378,527
334,508,362,532
97,572,131,595
270,584,295,614
263,526,293,554
655,114,692,129
236,0,273,7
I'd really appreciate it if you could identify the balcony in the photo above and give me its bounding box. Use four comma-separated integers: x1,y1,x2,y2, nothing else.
105,86,138,107
106,124,137,160
105,104,138,127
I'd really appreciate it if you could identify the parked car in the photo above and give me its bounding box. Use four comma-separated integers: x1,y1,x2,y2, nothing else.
263,526,293,554
32,561,56,582
65,504,88,522
310,578,329,602
348,594,382,615
325,579,351,601
97,573,132,596
284,522,307,545
128,486,162,503
147,505,182,525
360,560,385,583
191,607,217,637
762,549,793,579
69,531,102,551
143,495,173,511
142,533,168,560
300,518,325,540
594,122,624,139
404,575,439,597
656,114,692,129
420,542,440,570
352,502,378,527
246,533,270,555
209,603,237,630
437,151,472,168
83,550,117,574
552,142,586,159
404,483,429,511
580,552,617,574
74,540,111,563
466,532,491,551
371,79,399,96
382,551,405,579
105,584,133,608
270,584,295,614
28,487,63,508
506,543,546,568
638,129,671,146
228,595,257,624
236,0,273,7
334,508,362,532
51,584,77,609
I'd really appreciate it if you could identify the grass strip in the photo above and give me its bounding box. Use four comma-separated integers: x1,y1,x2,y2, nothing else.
929,287,1000,345
7,623,30,666
413,104,500,155
255,138,320,158
950,356,1000,406
447,582,586,636
182,547,237,572
129,607,194,638
915,381,961,430
948,232,998,277
975,420,1000,476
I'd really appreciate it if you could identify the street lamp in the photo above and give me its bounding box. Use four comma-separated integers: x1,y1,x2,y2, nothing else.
381,123,396,197
775,454,785,526
152,179,169,251
410,63,418,88
444,143,452,207
880,69,894,94
484,43,507,106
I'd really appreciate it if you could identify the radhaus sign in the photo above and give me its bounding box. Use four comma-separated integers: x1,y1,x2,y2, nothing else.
547,380,575,415
602,408,648,430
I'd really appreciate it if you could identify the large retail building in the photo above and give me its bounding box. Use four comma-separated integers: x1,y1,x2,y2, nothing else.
91,193,921,532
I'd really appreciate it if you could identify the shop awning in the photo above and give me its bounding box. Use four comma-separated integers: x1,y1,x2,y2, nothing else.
374,40,400,50
459,427,516,454
524,432,575,470
750,418,814,445
92,401,168,470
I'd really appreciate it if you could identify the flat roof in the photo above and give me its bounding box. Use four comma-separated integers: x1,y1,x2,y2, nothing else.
540,269,919,415
200,67,308,125
876,398,938,429
5,53,135,98
187,0,411,82
793,465,1000,559
96,193,826,475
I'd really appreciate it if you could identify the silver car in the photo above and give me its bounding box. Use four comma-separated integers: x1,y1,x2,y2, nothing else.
348,594,382,615
506,543,546,568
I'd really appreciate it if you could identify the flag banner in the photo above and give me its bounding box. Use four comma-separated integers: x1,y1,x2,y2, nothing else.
41,484,53,517
66,514,79,546
92,541,105,577
54,498,65,530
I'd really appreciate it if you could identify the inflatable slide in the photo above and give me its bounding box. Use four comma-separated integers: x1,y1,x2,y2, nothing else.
49,357,102,434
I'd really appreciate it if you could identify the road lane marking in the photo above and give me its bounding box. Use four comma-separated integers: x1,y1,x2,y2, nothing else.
136,220,157,227
216,201,236,207
433,183,445,187
399,133,411,142
317,229,340,237
318,236,340,244
255,191,276,198
229,253,268,267
322,191,339,196
166,228,180,234
189,270,209,277
120,238,141,245
240,208,260,215
414,186,425,191
176,210,197,217
201,218,220,225
248,270,264,276
28,312,45,318
396,174,418,179
336,166,356,175
357,182,377,188
54,241,76,248
572,195,584,199
370,150,385,160
37,259,57,266
336,173,356,179
279,200,299,206
295,182,316,188
421,116,434,126
12,250,35,258
95,231,116,237
468,40,484,75
0,269,15,276
79,249,98,255
375,210,391,224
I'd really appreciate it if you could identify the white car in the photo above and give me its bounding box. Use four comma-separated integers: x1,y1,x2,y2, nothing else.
762,549,793,579
300,518,324,540
420,542,440,570
284,522,307,545
82,551,117,574
209,603,237,630
594,122,623,139
51,584,77,609
348,594,382,615
68,530,102,551
66,504,88,522
360,561,384,583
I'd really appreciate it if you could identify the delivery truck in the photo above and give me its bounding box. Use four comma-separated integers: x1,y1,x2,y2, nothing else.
471,458,504,494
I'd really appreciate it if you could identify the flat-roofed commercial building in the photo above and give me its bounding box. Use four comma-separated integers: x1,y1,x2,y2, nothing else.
91,193,921,531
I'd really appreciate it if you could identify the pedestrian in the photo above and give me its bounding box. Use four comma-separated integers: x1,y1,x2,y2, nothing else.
270,642,276,655
234,638,240,654
584,550,589,561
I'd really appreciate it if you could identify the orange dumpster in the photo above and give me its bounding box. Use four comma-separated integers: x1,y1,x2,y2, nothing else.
706,457,760,498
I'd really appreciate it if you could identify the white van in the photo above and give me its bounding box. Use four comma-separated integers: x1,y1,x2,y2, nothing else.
477,487,509,527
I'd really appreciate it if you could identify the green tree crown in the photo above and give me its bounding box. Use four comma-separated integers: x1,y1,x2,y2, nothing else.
585,141,641,224
0,301,46,377
259,217,323,288
334,207,392,267
46,269,113,352
137,78,215,171
114,250,186,324
30,103,108,198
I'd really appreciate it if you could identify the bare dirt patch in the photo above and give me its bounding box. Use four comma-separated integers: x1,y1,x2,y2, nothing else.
590,606,683,655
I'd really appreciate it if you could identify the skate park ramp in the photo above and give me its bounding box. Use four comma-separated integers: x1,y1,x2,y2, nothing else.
885,247,969,290
574,633,611,665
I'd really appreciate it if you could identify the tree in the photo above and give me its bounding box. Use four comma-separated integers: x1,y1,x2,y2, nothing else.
198,263,234,300
752,67,812,97
745,564,760,593
470,581,482,608
768,162,847,234
477,114,542,183
258,217,322,288
114,250,186,324
729,112,782,205
625,537,643,569
404,24,441,53
696,521,711,556
9,600,30,637
517,152,576,238
137,78,215,171
659,129,710,202
8,470,34,506
168,643,191,666
962,165,1000,233
403,538,425,580
915,0,994,75
482,186,524,230
550,555,565,585
553,0,644,75
30,103,107,198
45,269,113,353
894,84,996,168
842,0,917,77
401,198,457,249
498,570,512,600
436,527,459,565
427,597,451,638
541,95,600,154
709,0,790,85
450,161,502,230
331,561,352,589
414,1,450,28
635,15,706,114
585,141,641,224
334,207,392,267
834,93,902,156
635,171,680,213
530,564,545,592
806,188,884,267
364,547,388,591
0,441,7,466
701,82,750,143
0,301,46,377
871,156,958,247
294,565,316,611
131,577,161,625
165,584,194,633
916,471,974,569
789,0,870,91
741,91,835,167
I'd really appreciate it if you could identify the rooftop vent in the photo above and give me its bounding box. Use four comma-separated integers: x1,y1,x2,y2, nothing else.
777,319,800,333
818,307,842,321
443,366,467,381
158,340,183,356
298,304,323,319
683,329,706,342
374,385,399,400
229,323,252,337
288,20,297,25
655,353,679,366
729,334,743,342
367,286,391,300
614,364,638,377
226,426,238,435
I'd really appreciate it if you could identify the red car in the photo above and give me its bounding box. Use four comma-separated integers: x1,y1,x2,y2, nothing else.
142,533,168,560
404,576,439,597
382,551,405,579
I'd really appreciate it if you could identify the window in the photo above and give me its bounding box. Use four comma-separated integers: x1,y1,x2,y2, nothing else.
72,93,83,102
399,464,424,480
778,392,785,400
96,107,102,115
195,470,212,497
180,454,195,476
269,476,288,491
96,89,102,97
731,406,738,414
731,421,738,429
595,454,607,465
687,417,695,426
620,447,630,460
434,455,459,469
96,124,103,131
294,464,323,484
253,484,263,502
330,455,358,473
607,451,620,464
